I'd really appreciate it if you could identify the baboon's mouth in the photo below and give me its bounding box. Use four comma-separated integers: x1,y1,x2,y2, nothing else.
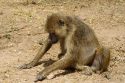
49,33,58,43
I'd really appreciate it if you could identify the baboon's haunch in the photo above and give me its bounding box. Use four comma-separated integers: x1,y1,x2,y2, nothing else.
20,13,110,82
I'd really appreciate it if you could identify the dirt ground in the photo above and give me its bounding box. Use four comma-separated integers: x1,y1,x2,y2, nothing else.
0,0,125,83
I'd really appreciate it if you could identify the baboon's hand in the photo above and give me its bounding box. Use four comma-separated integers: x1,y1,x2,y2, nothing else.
34,73,46,82
19,63,35,69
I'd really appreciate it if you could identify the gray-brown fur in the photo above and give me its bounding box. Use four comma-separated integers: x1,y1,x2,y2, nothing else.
20,13,110,82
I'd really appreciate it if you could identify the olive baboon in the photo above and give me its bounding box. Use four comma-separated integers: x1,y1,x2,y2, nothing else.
20,13,110,82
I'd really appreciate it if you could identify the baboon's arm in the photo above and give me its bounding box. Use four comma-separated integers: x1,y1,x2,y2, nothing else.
20,37,52,69
32,38,52,64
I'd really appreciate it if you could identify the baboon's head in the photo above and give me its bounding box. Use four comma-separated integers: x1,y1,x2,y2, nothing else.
45,13,72,39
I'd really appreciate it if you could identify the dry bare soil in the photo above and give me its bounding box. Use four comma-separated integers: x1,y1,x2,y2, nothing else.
0,0,125,83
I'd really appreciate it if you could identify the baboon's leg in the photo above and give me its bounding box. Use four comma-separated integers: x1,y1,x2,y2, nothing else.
90,48,103,73
91,47,110,73
100,47,110,72
35,55,74,81
20,38,52,69
58,39,66,59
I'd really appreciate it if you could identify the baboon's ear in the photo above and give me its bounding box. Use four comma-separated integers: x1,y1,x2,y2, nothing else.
58,19,65,26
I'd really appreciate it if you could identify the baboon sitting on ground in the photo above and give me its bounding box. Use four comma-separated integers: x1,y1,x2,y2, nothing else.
20,13,110,82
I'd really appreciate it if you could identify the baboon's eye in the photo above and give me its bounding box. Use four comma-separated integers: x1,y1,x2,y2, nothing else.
58,19,64,26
